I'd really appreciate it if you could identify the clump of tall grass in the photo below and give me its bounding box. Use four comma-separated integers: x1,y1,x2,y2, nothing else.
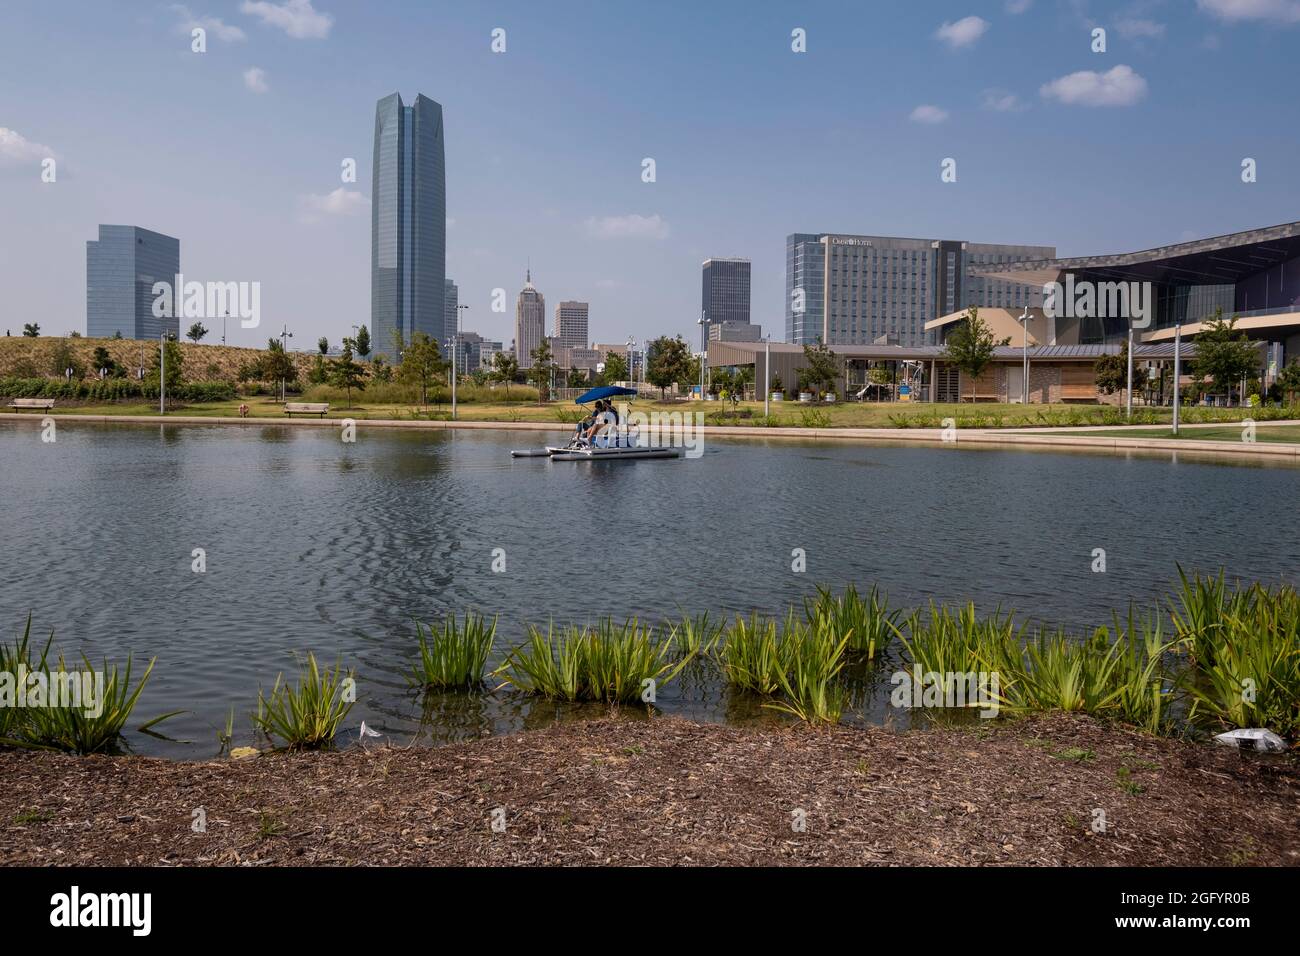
769,614,849,724
408,612,497,690
252,653,355,749
667,611,724,659
805,584,898,660
494,619,686,703
1171,574,1300,738
0,615,48,741
717,612,788,695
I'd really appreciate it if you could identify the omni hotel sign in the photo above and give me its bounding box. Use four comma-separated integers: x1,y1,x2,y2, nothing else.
826,237,874,247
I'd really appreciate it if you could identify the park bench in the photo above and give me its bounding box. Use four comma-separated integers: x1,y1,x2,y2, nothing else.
284,402,329,418
7,398,55,412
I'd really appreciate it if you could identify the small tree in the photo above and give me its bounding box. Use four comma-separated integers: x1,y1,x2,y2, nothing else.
354,325,371,358
317,336,330,356
600,350,628,385
1277,358,1300,407
91,345,120,378
491,351,519,399
1191,310,1258,402
186,321,209,343
371,352,393,383
260,338,297,396
797,339,842,399
397,331,443,409
942,307,1007,402
566,366,588,388
22,323,39,337
49,339,86,380
149,335,184,405
646,335,691,399
528,339,556,403
1093,339,1129,395
329,339,367,408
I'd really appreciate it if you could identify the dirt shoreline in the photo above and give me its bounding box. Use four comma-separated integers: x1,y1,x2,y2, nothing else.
1,714,1295,866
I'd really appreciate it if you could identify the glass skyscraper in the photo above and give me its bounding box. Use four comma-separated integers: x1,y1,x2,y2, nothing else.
372,92,446,362
701,258,751,327
85,225,180,339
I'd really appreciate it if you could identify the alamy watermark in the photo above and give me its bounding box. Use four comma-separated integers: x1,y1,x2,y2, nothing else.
890,666,1000,718
152,273,260,329
1042,272,1152,330
0,665,105,718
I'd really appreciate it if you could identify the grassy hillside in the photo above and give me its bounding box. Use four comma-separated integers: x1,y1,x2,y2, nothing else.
0,335,323,382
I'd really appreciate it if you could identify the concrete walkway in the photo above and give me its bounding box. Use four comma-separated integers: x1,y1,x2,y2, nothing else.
4,412,1298,461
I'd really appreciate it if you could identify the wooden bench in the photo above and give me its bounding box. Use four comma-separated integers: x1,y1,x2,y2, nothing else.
7,398,55,412
283,402,329,418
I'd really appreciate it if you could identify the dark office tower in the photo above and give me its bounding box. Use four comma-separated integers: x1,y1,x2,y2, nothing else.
372,92,446,361
86,225,180,340
701,257,751,330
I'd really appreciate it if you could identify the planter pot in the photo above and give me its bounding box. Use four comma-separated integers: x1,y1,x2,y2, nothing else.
798,392,814,403
771,392,783,402
824,393,836,403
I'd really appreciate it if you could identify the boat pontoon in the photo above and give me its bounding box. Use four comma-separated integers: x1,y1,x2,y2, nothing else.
510,385,683,461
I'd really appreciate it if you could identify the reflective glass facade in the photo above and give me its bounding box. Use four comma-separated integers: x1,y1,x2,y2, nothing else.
372,92,446,361
786,234,824,343
701,258,751,332
85,225,180,339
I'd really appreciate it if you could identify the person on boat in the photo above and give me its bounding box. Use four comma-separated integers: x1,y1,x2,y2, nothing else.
588,400,621,447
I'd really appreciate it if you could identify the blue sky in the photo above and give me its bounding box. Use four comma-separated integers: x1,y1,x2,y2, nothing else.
2,0,1299,349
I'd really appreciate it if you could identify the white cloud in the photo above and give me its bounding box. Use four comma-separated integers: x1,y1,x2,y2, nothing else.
1040,64,1148,106
240,0,333,39
171,5,247,41
0,127,56,165
935,16,989,48
909,104,950,124
299,187,367,222
1197,0,1300,23
1116,17,1166,38
243,66,269,93
981,89,1024,112
1006,0,1034,12
584,214,669,240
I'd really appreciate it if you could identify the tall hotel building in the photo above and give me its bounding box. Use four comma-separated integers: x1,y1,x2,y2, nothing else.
553,301,589,349
515,270,545,368
86,225,180,340
785,234,1055,347
371,92,446,361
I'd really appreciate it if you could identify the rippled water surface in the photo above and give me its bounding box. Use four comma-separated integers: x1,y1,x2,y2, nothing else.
1,421,1296,756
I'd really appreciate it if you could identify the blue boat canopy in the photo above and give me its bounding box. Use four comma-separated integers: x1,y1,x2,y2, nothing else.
575,385,638,405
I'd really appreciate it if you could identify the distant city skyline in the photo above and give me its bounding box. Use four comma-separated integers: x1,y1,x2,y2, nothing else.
4,1,1300,350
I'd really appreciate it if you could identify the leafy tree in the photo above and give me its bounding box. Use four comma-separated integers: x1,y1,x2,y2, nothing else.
1191,310,1259,401
646,335,691,399
942,307,1007,402
1277,358,1300,406
260,338,298,394
491,350,519,399
112,330,123,340
22,323,39,337
91,345,121,378
527,338,556,403
307,353,329,385
1093,339,1129,395
186,321,209,343
49,339,86,380
566,366,588,388
599,350,628,385
329,339,367,409
354,325,371,358
149,334,184,403
370,352,393,383
797,338,842,399
318,336,330,356
397,331,443,408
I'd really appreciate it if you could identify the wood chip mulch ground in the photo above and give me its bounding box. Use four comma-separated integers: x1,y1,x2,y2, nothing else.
1,713,1296,866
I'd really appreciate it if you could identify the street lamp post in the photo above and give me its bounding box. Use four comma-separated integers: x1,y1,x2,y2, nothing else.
159,330,167,414
1018,308,1030,405
697,311,707,400
626,337,635,391
454,304,469,421
1126,326,1135,420
764,336,771,418
279,324,293,402
1172,323,1182,436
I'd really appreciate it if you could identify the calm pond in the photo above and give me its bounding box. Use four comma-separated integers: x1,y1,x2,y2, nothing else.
1,421,1297,756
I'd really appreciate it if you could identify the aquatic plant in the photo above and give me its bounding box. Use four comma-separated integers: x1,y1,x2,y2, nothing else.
251,653,355,749
494,619,685,704
409,612,497,690
667,611,724,660
806,584,899,660
768,614,849,724
717,613,786,695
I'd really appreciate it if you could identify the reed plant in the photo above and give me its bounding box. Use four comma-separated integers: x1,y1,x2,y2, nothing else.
667,611,724,659
805,584,899,660
717,612,788,695
768,614,849,723
0,615,49,741
409,612,497,690
252,653,355,749
494,618,686,704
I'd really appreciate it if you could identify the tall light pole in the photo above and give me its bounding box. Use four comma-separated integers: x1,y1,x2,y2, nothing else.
223,310,229,345
159,330,167,414
1172,323,1182,436
455,304,469,421
1018,307,1031,405
626,336,636,391
764,336,771,418
1126,325,1135,420
279,324,293,402
697,311,707,399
